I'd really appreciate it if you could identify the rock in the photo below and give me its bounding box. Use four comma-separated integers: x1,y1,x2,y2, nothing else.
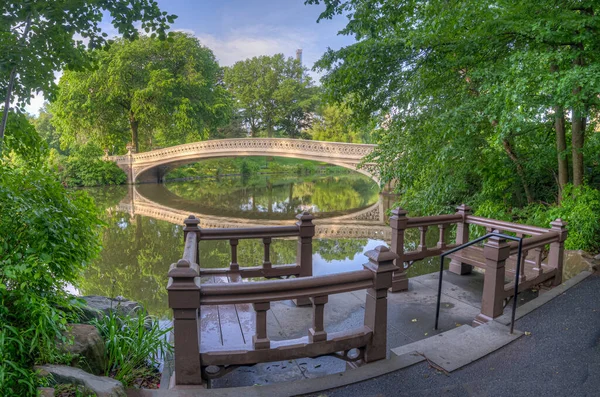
35,365,126,397
79,295,146,322
60,324,107,375
564,250,596,279
594,253,600,261
38,387,54,397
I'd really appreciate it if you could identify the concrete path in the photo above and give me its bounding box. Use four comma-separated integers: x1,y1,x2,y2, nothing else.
304,272,600,397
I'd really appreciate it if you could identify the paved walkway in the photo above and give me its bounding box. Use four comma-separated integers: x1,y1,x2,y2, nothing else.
305,272,600,397
208,269,530,388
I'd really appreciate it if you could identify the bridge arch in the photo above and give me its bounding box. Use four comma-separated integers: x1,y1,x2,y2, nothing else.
108,138,379,185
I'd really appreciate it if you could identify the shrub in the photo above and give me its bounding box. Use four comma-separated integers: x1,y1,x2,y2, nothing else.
61,144,127,187
91,310,173,387
546,185,600,251
474,185,600,252
0,164,103,395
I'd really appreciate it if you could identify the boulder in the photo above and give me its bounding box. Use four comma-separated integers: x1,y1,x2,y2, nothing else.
79,295,146,322
564,250,596,280
35,365,126,397
60,324,107,375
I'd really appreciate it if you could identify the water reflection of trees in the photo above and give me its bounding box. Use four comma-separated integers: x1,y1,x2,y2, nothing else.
79,212,370,317
164,173,379,216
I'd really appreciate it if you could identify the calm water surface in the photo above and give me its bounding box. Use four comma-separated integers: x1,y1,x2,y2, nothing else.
79,172,442,317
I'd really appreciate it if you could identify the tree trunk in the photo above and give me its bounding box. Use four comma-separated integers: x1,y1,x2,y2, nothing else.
571,108,585,186
129,112,139,153
571,49,587,187
554,106,569,201
502,138,533,204
0,13,33,151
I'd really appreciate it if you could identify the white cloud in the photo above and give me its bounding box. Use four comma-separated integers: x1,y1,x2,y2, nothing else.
178,25,325,80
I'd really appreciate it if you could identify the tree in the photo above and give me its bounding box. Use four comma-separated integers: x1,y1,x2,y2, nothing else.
51,32,232,153
309,101,370,143
308,0,600,211
0,0,176,154
224,54,317,138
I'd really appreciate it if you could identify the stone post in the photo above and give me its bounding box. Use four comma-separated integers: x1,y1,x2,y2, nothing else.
449,204,473,275
473,234,511,327
167,258,202,386
389,208,409,292
183,215,201,264
548,219,568,286
363,246,398,362
295,211,315,306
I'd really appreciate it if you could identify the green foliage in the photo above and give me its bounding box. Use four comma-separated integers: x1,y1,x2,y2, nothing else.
0,164,103,395
51,32,231,153
223,54,318,137
57,143,127,187
309,101,370,143
546,185,600,251
475,185,600,251
0,0,176,151
91,310,172,387
309,0,600,250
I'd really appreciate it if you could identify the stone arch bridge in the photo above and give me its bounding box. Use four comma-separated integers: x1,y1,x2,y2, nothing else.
107,138,381,186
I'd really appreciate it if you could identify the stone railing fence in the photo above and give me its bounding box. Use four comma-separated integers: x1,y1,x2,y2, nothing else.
167,214,397,386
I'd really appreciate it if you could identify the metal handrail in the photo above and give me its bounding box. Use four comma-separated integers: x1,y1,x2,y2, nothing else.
435,232,523,334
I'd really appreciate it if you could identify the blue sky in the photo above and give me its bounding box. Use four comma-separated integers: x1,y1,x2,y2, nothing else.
27,0,354,114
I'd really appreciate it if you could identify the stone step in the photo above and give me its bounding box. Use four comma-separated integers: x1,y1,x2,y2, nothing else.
391,321,522,372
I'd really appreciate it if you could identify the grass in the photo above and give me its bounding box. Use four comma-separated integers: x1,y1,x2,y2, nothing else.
90,309,172,387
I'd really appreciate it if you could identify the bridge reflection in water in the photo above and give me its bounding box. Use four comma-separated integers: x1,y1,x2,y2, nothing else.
116,184,394,242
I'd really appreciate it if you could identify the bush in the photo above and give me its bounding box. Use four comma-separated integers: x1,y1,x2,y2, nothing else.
474,185,600,252
91,311,172,387
61,144,127,187
0,164,103,395
546,185,600,251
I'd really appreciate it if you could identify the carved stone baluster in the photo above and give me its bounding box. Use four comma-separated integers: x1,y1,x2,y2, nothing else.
418,226,428,251
532,247,543,276
308,296,328,343
390,208,408,292
253,302,271,349
437,224,447,249
518,250,528,282
263,237,272,271
229,238,239,272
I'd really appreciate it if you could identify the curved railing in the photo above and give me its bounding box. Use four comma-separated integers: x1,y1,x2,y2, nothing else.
167,215,397,386
110,138,375,165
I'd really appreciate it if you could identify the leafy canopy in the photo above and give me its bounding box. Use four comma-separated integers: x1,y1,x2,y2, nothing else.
51,32,232,153
1,0,176,110
224,54,318,138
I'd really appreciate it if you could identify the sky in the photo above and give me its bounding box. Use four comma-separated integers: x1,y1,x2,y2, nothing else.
25,0,355,114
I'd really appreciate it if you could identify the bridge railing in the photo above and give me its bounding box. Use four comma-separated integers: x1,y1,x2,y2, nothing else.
389,205,567,326
181,212,315,284
167,216,397,387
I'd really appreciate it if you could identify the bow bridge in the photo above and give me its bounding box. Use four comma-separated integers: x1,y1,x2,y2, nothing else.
107,138,379,185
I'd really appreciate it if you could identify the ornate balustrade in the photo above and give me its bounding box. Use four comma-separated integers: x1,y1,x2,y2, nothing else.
167,214,397,387
182,212,315,283
389,204,567,327
107,138,379,184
